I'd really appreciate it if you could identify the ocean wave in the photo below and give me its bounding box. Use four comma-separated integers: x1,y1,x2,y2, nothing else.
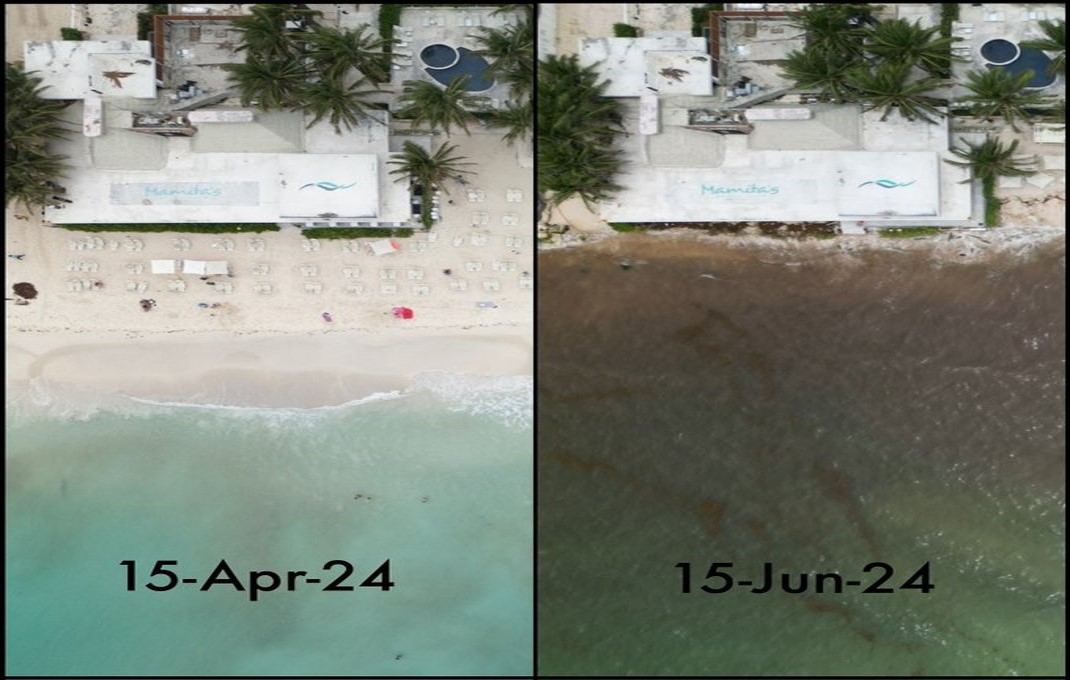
411,371,533,429
7,371,533,429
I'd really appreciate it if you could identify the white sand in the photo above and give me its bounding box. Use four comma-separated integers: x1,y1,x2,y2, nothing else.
7,327,531,408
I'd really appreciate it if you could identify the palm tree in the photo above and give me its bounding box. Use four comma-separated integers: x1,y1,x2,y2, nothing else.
1020,19,1065,77
846,61,946,122
6,63,70,211
300,24,393,84
779,47,858,102
471,19,533,81
944,136,1036,182
388,141,475,226
223,54,309,109
863,17,963,76
231,4,317,59
788,4,874,62
537,55,625,207
490,99,532,147
297,76,383,133
396,77,480,136
960,68,1053,132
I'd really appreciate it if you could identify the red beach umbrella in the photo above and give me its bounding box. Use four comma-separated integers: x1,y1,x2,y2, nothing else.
392,306,414,319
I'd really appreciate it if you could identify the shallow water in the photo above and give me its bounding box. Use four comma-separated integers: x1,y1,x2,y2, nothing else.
6,374,533,676
537,236,1065,676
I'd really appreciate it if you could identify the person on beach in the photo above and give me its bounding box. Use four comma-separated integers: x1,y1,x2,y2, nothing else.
322,312,333,323
8,254,25,260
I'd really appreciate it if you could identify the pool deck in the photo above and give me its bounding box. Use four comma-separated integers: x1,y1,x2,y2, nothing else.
949,4,1066,99
391,6,519,109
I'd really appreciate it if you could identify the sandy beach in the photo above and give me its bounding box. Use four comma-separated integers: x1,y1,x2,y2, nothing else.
5,2,534,409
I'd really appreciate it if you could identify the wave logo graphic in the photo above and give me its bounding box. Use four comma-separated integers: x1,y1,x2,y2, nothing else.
299,181,356,191
857,179,916,189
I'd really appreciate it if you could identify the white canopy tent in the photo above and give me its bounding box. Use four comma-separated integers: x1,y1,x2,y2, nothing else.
182,260,230,276
150,259,177,274
368,239,400,256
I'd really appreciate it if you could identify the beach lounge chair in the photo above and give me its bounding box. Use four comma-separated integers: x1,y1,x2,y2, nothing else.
379,268,397,280
379,283,398,294
471,233,488,246
483,279,501,292
519,277,533,290
345,283,365,295
251,263,270,275
449,279,468,292
304,282,323,294
407,268,424,281
343,266,361,279
453,236,465,247
465,261,482,272
412,284,430,296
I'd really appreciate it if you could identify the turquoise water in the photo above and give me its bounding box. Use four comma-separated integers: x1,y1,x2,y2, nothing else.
6,373,532,676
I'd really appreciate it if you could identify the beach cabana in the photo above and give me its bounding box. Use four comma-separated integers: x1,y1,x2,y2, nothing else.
182,260,229,276
150,259,177,274
368,239,400,256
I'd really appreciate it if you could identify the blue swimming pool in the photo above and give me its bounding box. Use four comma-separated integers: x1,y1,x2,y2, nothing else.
424,47,495,92
980,38,1018,65
420,43,458,69
987,46,1056,88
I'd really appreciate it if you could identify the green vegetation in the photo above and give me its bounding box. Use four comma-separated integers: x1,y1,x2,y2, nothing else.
613,23,639,38
302,227,414,239
960,68,1054,132
470,5,534,146
936,4,959,76
378,4,403,45
1020,19,1065,77
137,4,168,41
538,54,625,210
60,27,86,41
224,4,391,134
388,141,475,227
864,17,962,77
691,4,724,37
56,224,281,233
300,24,394,83
609,223,642,232
781,5,967,122
945,136,1037,182
396,77,481,136
5,63,71,212
878,227,942,238
845,61,946,123
982,175,1000,227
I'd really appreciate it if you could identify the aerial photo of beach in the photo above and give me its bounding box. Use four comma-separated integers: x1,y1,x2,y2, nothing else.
6,3,533,676
537,2,1064,676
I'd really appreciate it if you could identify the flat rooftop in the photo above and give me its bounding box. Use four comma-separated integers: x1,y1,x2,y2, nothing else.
601,150,943,222
24,40,156,99
579,36,713,97
48,151,383,224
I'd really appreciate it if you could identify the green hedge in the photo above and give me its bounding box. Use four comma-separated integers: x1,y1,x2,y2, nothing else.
302,227,415,239
56,223,281,233
60,27,86,41
609,222,642,232
613,23,639,38
878,227,943,238
137,4,168,41
982,175,1000,227
691,4,724,37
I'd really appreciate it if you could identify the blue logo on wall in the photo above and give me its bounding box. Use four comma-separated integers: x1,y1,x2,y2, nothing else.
857,179,916,189
300,181,356,191
701,183,780,196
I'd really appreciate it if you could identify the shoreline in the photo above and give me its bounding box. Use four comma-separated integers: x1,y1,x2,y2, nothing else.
538,224,1066,262
6,326,532,410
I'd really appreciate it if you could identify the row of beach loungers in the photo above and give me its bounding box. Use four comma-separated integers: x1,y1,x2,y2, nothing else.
102,278,531,296
73,235,524,257
69,237,143,252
